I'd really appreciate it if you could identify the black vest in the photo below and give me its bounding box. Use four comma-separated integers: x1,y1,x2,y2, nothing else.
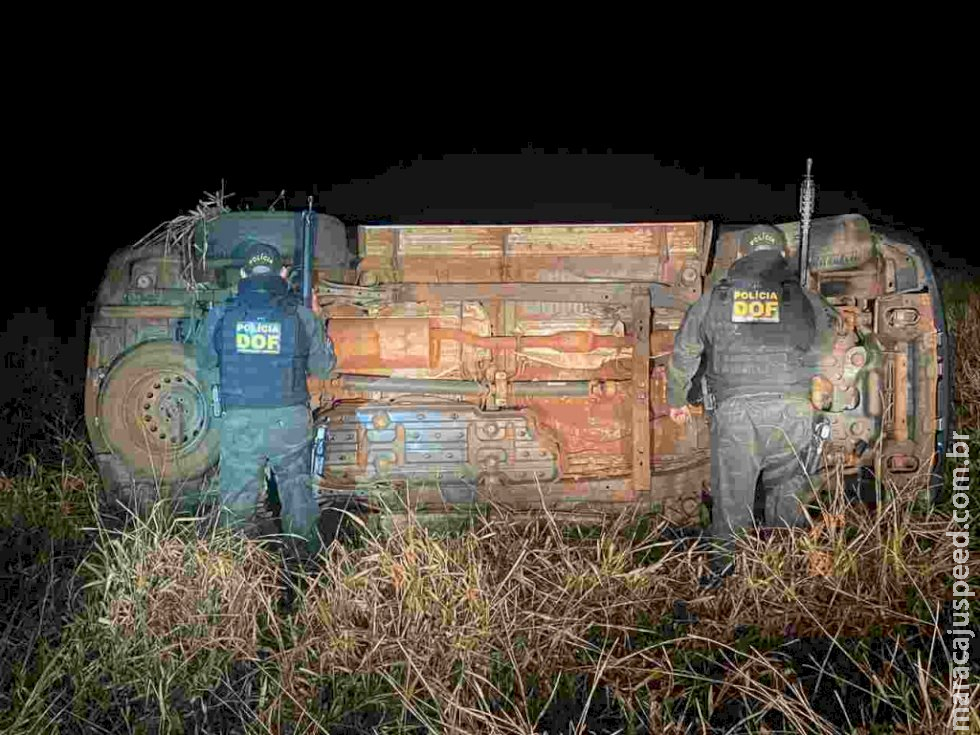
704,251,816,404
217,276,310,408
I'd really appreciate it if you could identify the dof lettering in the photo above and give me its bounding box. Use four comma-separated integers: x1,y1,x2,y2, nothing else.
733,300,780,319
236,333,281,352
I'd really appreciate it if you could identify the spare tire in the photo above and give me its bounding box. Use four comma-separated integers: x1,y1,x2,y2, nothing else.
96,341,220,486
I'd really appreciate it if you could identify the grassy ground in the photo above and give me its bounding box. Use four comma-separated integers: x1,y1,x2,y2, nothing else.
1,281,978,734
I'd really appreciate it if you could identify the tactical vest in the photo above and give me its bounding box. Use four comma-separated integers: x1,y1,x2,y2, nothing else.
216,276,311,408
703,251,816,405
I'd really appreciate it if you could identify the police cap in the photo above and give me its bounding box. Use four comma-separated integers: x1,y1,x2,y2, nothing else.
242,241,283,275
742,225,787,254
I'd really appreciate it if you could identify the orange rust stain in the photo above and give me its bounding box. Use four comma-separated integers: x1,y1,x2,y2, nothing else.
328,318,431,371
357,223,703,285
506,256,664,283
649,330,676,358
649,364,668,413
403,257,504,283
893,351,909,442
517,394,631,473
514,363,631,382
506,225,667,256
651,416,682,458
430,328,628,352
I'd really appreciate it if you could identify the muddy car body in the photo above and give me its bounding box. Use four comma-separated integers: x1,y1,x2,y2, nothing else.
85,208,952,520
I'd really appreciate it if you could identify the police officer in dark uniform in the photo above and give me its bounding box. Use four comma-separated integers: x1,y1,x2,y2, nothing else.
668,225,835,587
197,241,336,556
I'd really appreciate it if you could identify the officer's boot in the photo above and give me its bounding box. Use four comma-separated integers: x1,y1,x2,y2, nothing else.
277,532,319,616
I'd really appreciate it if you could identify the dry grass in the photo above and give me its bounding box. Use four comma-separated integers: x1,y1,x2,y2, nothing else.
2,281,977,733
3,470,962,734
102,535,281,661
131,186,230,289
950,288,980,429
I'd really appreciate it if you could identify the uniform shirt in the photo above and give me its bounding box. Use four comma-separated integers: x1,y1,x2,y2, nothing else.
667,259,838,408
196,284,336,380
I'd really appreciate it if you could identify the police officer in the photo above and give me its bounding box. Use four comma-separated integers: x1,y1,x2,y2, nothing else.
197,240,336,558
667,225,835,587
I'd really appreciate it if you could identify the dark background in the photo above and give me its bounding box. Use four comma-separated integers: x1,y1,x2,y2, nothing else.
0,137,973,464
7,144,974,326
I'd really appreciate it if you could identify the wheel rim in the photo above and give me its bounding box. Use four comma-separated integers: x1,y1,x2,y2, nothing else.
116,367,210,456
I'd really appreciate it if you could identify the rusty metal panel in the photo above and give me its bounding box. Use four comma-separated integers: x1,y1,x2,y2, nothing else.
631,287,651,492
505,224,668,282
358,222,708,284
98,305,192,319
400,227,506,282
357,227,396,283
328,318,433,372
506,255,664,282
477,476,641,508
892,348,910,442
506,225,668,255
354,478,643,514
326,302,493,378
318,404,558,490
393,282,638,304
873,293,939,481
519,395,631,477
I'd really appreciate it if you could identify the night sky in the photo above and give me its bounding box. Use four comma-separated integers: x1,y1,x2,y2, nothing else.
0,139,973,435
9,144,972,322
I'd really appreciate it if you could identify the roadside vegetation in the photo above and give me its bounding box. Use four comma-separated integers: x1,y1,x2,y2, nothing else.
1,280,977,734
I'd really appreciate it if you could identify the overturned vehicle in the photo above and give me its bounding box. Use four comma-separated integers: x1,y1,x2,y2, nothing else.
85,201,952,522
